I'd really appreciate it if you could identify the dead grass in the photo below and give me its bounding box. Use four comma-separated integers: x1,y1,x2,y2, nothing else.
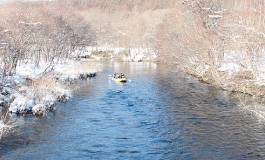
30,74,72,102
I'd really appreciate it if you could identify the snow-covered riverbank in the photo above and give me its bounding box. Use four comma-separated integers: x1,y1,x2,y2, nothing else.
73,46,157,62
0,60,101,115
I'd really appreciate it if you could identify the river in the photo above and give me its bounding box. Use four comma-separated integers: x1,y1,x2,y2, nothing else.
1,61,265,159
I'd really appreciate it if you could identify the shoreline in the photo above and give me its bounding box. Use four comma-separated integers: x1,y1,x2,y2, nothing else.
0,59,101,116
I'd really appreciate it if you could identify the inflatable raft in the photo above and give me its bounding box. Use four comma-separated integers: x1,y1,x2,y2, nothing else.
112,77,127,83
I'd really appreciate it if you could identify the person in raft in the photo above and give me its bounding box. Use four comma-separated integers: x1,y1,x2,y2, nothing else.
114,72,125,79
114,72,120,79
121,73,125,78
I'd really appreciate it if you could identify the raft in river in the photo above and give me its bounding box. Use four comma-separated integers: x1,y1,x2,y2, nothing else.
112,77,127,82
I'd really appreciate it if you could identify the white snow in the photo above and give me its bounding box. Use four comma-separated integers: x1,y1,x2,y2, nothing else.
74,46,157,62
8,85,71,114
1,29,9,33
41,93,56,106
53,87,72,101
2,87,12,95
217,63,244,73
9,95,34,113
208,15,222,18
217,51,247,74
19,21,42,25
32,104,46,115
16,62,48,79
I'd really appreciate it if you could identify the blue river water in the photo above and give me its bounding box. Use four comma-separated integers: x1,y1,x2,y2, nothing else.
1,61,265,159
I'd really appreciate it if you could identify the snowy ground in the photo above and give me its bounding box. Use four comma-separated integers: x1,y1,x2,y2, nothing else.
72,46,157,62
216,51,265,86
0,59,100,116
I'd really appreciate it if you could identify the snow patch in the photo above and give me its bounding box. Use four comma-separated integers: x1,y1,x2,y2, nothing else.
53,87,72,102
0,95,9,104
2,87,12,95
32,104,46,115
9,95,34,113
77,46,157,62
41,93,56,107
217,63,244,73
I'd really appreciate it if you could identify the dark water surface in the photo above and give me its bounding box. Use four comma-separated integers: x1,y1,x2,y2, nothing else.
1,61,265,159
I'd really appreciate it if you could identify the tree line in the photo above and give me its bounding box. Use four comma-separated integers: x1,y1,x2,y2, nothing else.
0,1,95,83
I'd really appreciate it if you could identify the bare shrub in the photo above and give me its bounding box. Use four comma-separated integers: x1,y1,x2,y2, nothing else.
30,75,72,102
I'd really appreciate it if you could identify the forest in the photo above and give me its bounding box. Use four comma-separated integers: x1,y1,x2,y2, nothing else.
1,0,265,96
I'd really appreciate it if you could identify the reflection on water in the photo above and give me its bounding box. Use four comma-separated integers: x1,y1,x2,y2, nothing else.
1,61,265,159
